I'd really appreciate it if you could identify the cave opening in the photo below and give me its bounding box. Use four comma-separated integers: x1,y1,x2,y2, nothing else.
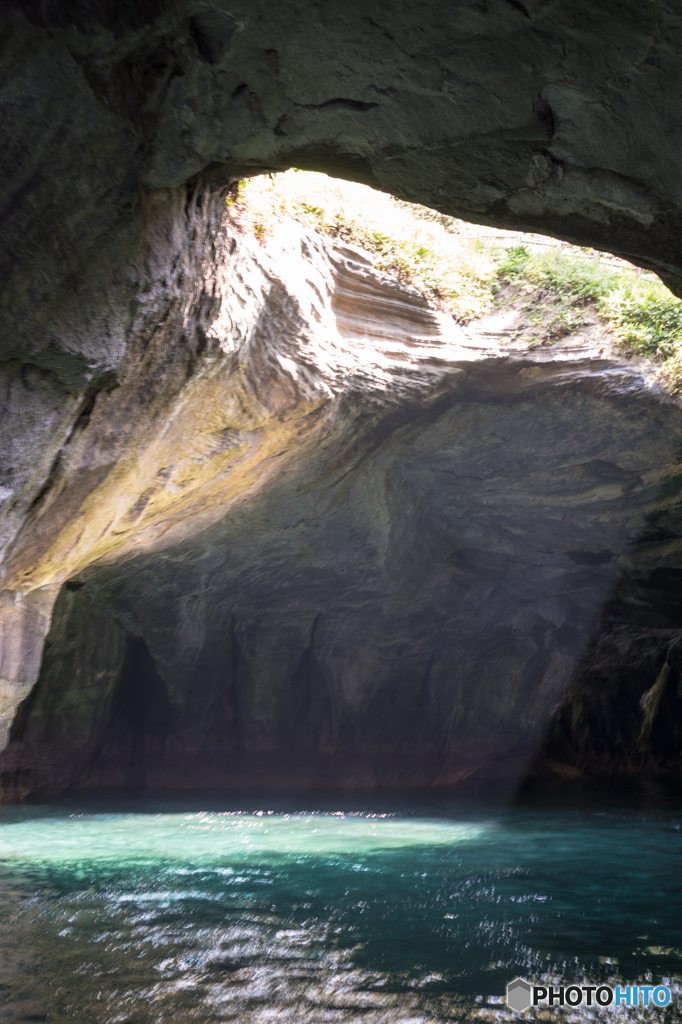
3,169,682,798
3,1,682,1014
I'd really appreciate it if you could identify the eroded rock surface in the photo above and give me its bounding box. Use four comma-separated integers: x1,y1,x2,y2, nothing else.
3,0,682,615
2,196,682,798
4,2,682,795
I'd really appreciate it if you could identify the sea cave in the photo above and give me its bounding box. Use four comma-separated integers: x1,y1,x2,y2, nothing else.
0,1,681,1019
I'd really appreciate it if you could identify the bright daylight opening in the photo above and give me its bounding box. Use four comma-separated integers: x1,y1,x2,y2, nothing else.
231,169,682,384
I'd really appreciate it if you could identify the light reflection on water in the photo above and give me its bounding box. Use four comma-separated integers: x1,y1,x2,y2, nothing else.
0,795,680,1022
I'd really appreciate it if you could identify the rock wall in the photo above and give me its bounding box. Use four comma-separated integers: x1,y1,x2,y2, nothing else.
0,587,58,749
534,549,682,779
3,199,682,798
4,0,682,793
3,1,682,609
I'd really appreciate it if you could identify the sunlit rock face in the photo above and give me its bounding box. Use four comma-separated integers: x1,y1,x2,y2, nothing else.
3,1,682,606
0,190,482,770
2,195,682,798
3,1,682,794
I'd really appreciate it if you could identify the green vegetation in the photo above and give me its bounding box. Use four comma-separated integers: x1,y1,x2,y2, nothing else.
230,171,682,392
493,246,621,347
494,246,620,301
493,246,682,386
600,279,682,358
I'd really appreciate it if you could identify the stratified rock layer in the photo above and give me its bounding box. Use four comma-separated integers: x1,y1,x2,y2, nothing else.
5,1,682,795
3,199,682,799
3,0,682,603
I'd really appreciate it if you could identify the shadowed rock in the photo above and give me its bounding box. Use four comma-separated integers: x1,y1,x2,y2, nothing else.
4,0,682,795
2,206,682,798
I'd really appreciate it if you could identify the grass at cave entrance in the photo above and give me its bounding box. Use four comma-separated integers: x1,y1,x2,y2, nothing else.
230,169,682,392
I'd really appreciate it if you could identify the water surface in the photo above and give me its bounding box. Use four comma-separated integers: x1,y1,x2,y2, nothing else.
0,789,680,1022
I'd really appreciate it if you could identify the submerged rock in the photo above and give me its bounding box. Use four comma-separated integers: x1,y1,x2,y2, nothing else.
2,196,682,798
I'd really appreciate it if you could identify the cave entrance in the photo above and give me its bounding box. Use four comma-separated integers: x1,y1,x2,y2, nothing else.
231,168,668,357
102,635,176,789
3,171,682,798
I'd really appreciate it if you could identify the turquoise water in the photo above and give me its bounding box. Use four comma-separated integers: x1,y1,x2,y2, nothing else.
0,792,680,1022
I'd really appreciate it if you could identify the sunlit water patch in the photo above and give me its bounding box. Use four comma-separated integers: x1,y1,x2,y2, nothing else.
0,794,680,1022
